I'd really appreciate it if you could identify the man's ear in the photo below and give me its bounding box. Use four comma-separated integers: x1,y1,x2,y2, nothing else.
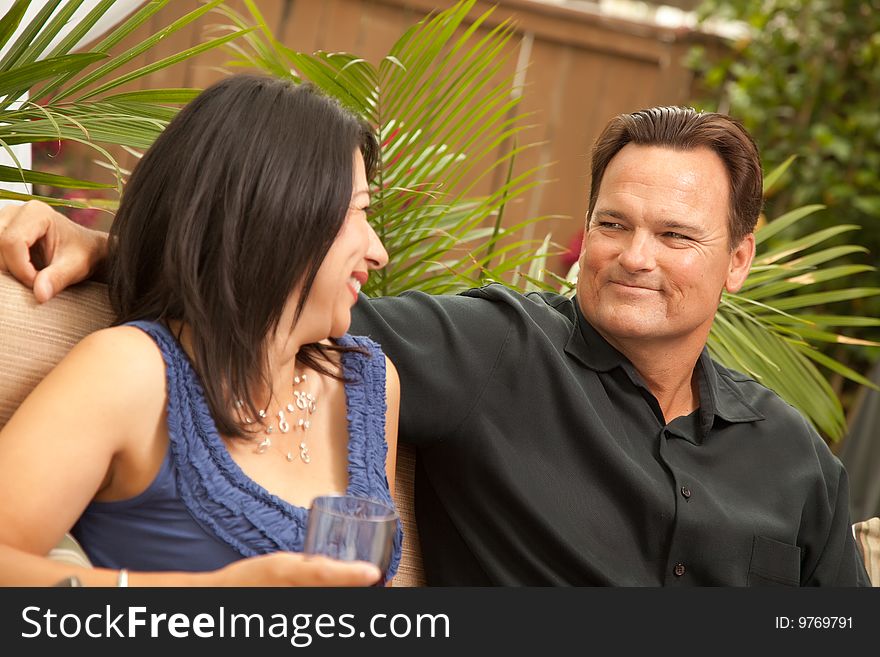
579,213,591,257
578,215,590,260
724,233,755,294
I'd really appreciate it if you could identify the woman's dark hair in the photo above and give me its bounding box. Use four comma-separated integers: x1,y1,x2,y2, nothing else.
108,74,378,437
588,106,762,248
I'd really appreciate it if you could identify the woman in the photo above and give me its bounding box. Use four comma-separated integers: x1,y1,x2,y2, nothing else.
0,74,400,586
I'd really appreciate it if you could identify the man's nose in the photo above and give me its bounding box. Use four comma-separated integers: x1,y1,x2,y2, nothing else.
617,231,655,272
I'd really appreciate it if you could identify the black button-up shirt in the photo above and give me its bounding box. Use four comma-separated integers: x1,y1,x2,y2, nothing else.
351,284,870,586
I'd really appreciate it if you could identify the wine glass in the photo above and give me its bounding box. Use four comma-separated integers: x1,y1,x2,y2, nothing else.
304,494,399,583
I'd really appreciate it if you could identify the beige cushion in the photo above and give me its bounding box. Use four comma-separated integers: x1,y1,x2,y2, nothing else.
854,516,880,586
391,443,425,586
0,272,115,427
0,272,425,585
47,533,92,569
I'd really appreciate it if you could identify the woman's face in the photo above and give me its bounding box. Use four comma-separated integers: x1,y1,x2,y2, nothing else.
293,149,388,342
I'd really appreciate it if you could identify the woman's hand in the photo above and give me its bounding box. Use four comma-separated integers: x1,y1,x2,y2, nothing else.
211,552,383,587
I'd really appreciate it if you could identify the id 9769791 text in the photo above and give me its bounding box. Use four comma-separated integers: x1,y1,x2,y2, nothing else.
775,617,853,630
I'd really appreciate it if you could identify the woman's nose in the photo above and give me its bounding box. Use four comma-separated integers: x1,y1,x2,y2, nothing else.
365,223,388,270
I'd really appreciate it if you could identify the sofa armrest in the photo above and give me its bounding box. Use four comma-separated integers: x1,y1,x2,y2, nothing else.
0,272,115,428
391,443,425,586
854,517,880,586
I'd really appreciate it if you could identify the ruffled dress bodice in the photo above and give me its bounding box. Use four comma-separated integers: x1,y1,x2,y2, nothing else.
73,321,401,579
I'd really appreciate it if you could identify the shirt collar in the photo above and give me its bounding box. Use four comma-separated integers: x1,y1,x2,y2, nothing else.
697,350,765,425
564,299,624,372
565,296,765,435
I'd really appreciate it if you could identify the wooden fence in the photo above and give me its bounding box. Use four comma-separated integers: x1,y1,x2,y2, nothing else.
55,0,722,274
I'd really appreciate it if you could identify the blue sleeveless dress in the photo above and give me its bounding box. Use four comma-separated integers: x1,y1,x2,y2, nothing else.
72,320,402,580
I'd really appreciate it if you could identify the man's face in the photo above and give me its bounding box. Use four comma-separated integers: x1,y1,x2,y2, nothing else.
576,144,754,350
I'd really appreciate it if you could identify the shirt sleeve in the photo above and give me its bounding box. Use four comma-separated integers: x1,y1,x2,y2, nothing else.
350,290,513,447
800,418,872,586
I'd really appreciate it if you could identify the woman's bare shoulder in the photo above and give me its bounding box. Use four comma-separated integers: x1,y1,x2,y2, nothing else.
55,325,167,405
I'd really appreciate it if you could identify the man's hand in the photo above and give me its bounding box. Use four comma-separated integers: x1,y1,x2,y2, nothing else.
0,200,109,303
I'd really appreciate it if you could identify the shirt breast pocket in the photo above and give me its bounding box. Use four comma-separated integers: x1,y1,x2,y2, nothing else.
747,535,801,586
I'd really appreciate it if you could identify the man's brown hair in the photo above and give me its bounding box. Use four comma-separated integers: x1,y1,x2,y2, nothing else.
588,106,763,247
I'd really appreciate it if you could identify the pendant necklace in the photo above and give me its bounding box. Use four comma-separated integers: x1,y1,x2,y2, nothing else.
236,372,317,463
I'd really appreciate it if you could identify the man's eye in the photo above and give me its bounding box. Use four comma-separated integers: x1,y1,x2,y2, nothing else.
664,232,691,240
598,222,623,229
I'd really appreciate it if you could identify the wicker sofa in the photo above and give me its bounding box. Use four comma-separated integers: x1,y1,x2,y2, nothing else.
0,272,425,586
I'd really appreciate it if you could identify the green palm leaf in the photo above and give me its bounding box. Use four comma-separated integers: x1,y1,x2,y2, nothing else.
741,264,875,301
0,0,249,206
0,1,30,51
225,0,550,296
0,52,105,98
761,154,795,195
711,158,880,440
752,203,824,246
0,163,113,189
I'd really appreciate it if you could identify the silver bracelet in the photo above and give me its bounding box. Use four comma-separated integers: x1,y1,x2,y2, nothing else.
116,568,128,587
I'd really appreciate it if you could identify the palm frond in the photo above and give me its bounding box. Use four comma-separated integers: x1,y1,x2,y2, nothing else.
223,0,549,296
710,160,880,439
0,0,249,207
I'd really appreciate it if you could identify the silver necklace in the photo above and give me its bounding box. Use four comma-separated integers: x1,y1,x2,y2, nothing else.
237,373,317,463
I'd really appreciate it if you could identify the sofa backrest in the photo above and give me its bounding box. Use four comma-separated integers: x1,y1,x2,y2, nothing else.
0,272,425,586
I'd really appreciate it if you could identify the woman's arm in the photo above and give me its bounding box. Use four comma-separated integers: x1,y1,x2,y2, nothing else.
0,328,151,555
0,545,382,587
0,326,170,583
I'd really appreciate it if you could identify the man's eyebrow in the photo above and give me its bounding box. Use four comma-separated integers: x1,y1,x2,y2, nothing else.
656,219,705,234
592,209,707,235
593,208,626,221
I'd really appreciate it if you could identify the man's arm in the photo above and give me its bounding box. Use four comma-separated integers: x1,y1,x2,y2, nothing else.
0,0,142,299
0,201,108,302
800,421,872,586
351,289,514,447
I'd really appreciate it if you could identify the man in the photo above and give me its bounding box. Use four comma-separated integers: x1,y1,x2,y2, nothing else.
0,106,870,586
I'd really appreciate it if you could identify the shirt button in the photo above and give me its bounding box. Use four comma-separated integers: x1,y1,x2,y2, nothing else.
673,563,686,577
680,486,691,499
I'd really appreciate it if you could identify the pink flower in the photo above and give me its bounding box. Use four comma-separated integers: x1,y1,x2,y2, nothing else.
61,192,100,228
561,229,583,270
32,140,64,158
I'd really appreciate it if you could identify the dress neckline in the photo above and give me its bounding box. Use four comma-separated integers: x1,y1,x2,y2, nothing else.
153,322,366,517
202,348,360,515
